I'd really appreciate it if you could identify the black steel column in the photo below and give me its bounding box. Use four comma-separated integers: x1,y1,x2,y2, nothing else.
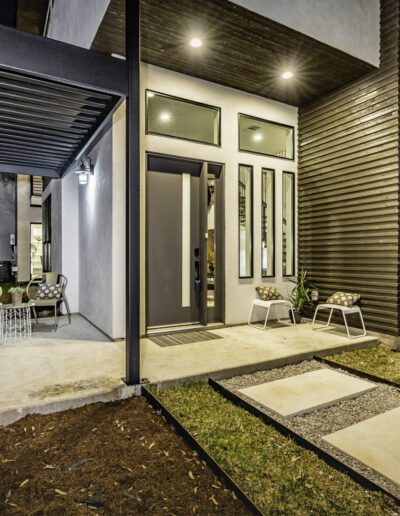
125,0,141,384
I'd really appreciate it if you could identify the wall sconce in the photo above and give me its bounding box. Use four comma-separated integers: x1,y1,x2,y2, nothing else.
74,157,94,185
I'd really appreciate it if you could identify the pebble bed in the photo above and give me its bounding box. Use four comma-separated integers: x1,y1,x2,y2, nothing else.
221,360,400,499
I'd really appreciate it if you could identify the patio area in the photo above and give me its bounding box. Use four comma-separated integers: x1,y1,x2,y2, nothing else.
0,320,378,425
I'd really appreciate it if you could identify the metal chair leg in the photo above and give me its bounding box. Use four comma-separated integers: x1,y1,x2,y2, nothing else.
63,295,72,324
32,306,38,325
312,306,320,329
327,308,334,326
263,307,270,330
359,311,367,337
54,305,58,331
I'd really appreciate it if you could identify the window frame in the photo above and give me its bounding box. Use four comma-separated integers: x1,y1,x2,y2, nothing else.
261,168,275,278
145,89,222,147
282,170,296,277
238,163,254,279
238,113,295,161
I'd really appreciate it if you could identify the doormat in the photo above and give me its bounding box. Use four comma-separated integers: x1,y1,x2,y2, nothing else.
149,330,223,347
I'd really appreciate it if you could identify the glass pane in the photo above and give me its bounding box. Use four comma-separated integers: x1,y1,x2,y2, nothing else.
261,168,274,277
282,172,295,276
147,91,220,145
239,165,253,278
30,223,43,279
207,175,216,307
239,114,294,159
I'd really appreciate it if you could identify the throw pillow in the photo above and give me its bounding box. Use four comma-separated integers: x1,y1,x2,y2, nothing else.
35,283,62,300
256,286,283,301
326,292,360,307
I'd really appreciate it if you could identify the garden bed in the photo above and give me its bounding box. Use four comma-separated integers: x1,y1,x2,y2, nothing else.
155,383,399,515
326,344,400,384
0,397,247,514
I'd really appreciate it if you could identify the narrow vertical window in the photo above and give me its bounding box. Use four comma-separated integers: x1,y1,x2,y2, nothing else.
181,173,191,307
282,171,295,276
239,164,253,278
261,168,275,277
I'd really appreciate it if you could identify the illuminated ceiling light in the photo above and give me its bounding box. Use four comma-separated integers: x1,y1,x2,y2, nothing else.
190,38,202,48
147,91,155,98
253,133,263,142
160,112,171,122
281,71,294,80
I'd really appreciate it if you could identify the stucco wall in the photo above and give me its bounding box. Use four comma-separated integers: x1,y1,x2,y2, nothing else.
0,174,16,263
230,0,380,66
78,130,113,338
141,64,298,328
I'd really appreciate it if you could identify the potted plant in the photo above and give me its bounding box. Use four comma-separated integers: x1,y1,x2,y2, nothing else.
289,269,314,323
8,286,25,306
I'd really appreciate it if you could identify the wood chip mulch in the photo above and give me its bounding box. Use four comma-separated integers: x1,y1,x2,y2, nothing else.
0,397,249,515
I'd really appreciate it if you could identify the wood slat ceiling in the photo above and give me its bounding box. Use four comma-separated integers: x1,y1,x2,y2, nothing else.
298,0,400,335
91,0,375,107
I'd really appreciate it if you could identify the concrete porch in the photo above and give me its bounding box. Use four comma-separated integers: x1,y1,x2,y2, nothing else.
0,322,378,425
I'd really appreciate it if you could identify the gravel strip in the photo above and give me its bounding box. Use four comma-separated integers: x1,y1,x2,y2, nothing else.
221,361,400,500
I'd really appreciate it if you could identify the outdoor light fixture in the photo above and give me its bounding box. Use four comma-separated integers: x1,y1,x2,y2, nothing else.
281,71,294,79
160,112,171,122
190,38,202,48
74,157,94,185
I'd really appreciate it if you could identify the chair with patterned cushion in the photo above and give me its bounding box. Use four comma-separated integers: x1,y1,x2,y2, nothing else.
26,272,71,331
248,286,296,330
312,292,366,339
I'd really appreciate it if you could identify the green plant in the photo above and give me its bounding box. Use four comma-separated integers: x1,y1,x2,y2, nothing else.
289,269,314,314
8,286,25,294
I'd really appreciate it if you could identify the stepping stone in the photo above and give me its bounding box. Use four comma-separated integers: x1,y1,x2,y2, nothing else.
323,407,400,486
238,368,376,417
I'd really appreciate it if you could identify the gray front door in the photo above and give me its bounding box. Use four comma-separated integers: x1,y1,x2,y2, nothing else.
147,168,201,328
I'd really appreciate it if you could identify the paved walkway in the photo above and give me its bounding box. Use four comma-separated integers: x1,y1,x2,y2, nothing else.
0,322,378,425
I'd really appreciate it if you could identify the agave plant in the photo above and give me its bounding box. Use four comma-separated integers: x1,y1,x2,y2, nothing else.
289,269,314,316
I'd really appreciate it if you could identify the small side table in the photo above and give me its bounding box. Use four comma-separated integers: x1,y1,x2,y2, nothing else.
0,302,34,344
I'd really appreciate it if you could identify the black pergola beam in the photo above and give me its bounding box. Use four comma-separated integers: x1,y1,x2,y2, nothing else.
0,25,128,96
125,0,141,385
0,163,59,178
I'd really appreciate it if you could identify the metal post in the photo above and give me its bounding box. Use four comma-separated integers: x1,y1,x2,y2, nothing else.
125,0,140,385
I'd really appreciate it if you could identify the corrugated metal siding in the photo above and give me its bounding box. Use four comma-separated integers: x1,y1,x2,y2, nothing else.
298,0,400,335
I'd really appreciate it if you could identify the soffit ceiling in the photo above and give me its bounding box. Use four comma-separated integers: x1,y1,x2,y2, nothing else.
91,0,375,107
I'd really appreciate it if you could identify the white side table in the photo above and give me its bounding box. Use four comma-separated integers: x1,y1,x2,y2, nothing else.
0,302,33,344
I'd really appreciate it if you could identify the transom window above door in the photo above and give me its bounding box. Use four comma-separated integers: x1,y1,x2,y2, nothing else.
146,90,221,146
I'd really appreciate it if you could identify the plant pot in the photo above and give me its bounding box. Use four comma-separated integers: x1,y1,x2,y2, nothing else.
11,292,23,306
292,311,303,324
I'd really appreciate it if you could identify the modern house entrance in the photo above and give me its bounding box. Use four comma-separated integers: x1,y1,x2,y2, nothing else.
146,153,224,330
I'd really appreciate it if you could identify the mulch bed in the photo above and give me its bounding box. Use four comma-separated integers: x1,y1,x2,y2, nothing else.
0,397,248,515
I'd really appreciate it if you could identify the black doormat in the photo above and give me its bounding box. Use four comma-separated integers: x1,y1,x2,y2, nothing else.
149,330,223,347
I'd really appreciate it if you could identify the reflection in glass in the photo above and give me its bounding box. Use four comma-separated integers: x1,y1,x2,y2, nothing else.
261,169,274,277
282,172,295,276
146,91,220,145
207,176,216,307
239,165,253,278
239,114,294,159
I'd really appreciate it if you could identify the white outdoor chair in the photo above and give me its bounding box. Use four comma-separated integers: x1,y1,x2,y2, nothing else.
312,303,366,339
248,298,296,330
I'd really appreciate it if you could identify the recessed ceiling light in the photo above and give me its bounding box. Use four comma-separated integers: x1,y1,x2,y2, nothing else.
253,133,263,142
281,71,294,79
160,112,171,122
147,91,155,98
190,38,202,48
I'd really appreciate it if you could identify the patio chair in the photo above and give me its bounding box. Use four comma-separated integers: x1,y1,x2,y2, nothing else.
312,297,366,339
248,286,296,330
26,272,71,331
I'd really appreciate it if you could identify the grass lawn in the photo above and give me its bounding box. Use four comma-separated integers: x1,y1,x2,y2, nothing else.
327,344,400,384
154,383,399,515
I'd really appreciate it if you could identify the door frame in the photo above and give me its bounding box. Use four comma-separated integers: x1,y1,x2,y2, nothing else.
145,151,225,332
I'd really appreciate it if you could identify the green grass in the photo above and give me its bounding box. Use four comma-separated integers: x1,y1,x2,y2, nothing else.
153,383,398,515
327,344,400,384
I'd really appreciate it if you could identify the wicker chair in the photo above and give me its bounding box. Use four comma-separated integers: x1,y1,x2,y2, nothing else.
26,272,71,331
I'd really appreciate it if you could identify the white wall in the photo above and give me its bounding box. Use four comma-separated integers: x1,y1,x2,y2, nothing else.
46,0,110,48
61,172,79,313
230,0,380,66
141,64,298,328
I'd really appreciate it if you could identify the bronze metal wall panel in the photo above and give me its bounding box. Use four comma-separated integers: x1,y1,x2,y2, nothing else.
298,0,400,335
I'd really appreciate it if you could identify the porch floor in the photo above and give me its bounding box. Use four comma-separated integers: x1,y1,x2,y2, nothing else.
0,321,378,425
